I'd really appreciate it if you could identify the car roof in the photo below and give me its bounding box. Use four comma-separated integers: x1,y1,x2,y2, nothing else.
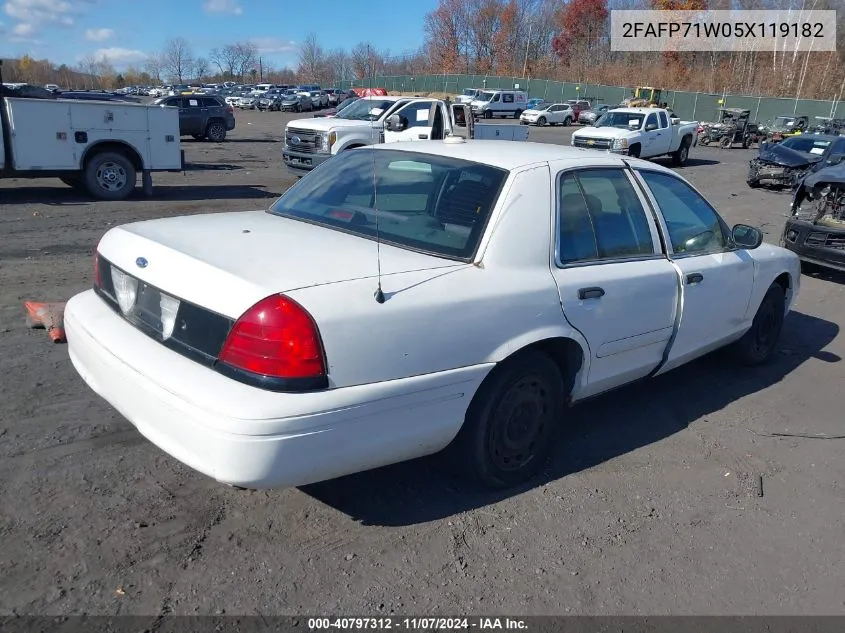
370,140,676,173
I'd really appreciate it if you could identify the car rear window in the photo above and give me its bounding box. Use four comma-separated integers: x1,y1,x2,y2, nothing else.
269,149,509,260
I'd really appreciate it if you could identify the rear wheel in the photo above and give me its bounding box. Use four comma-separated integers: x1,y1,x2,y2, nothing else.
206,121,226,142
84,151,136,201
672,138,690,166
444,350,566,489
513,109,522,119
731,283,786,366
484,110,493,119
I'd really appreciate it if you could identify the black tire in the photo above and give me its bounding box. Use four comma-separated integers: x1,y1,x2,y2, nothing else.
628,144,641,158
484,110,493,119
513,109,522,119
206,121,226,142
563,117,571,127
445,350,566,489
295,104,301,113
731,283,786,366
83,151,136,201
719,135,732,149
747,179,761,188
537,116,546,127
672,138,690,166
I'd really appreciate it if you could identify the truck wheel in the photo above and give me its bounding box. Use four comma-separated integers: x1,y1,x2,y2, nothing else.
484,110,493,119
731,283,785,366
513,109,522,119
84,152,136,201
672,138,690,166
719,135,732,149
443,350,566,489
537,116,546,127
206,121,227,142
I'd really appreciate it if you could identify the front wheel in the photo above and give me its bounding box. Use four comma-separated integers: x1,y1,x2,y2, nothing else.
628,144,641,158
444,350,566,489
719,135,733,149
731,283,786,366
84,151,136,201
537,116,546,127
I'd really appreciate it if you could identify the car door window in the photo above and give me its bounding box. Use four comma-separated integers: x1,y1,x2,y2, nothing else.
558,169,655,265
492,94,501,102
639,170,730,255
503,93,514,103
645,113,658,131
397,102,432,128
659,111,668,128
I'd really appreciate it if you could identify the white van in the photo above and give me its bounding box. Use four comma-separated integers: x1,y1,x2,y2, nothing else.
470,90,529,119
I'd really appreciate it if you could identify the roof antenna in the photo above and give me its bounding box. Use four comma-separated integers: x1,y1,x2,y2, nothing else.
368,45,385,304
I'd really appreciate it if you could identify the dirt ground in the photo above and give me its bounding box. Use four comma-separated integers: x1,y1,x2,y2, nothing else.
1,109,844,618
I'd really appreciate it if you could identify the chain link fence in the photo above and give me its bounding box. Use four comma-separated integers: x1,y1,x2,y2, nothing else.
344,74,845,124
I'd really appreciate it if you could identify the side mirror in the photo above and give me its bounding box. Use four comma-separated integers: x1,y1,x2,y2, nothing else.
732,224,763,249
385,114,402,131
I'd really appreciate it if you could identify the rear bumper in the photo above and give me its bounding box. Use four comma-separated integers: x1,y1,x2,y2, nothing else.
781,218,845,272
281,148,330,176
64,290,482,488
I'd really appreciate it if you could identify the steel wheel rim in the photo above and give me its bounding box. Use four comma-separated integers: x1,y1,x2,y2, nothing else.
488,374,551,472
96,161,127,191
681,145,688,162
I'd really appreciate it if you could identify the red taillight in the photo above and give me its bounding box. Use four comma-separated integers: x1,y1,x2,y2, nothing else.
218,295,326,380
226,105,234,113
93,250,102,287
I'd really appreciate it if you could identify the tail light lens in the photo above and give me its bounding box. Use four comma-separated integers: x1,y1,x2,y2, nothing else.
218,294,326,383
93,251,102,288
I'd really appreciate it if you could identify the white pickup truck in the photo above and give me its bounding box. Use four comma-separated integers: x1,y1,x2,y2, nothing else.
282,97,527,176
571,107,698,166
0,82,183,200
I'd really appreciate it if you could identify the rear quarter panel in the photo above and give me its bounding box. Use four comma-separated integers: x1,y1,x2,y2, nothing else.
745,243,801,319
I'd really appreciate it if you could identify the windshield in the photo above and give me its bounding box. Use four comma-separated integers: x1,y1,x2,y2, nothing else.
336,98,356,111
335,98,395,121
596,112,644,129
772,116,796,130
268,149,509,260
462,89,478,97
476,91,494,102
781,136,832,154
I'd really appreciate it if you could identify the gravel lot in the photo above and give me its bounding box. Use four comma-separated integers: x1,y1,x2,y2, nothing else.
1,108,844,618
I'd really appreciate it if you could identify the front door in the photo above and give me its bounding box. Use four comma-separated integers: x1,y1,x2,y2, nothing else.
383,100,436,143
549,164,680,398
634,169,755,374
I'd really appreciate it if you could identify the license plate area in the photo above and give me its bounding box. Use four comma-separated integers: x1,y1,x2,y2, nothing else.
133,281,181,341
285,155,311,167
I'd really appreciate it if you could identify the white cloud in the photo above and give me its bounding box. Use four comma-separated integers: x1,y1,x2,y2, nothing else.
84,27,113,41
203,0,242,15
250,37,298,55
3,0,75,27
92,47,147,66
12,21,33,35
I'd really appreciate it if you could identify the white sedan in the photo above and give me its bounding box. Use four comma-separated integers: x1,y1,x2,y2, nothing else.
520,103,575,126
65,141,800,490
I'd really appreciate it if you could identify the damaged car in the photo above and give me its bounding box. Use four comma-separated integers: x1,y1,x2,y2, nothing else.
747,134,845,189
758,114,809,143
782,157,845,272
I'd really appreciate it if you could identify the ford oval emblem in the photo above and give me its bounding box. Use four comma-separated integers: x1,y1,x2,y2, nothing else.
136,257,148,268
290,136,301,145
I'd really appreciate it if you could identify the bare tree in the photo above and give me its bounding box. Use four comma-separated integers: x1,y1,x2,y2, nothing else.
144,54,164,83
78,54,99,88
210,45,239,79
325,48,352,85
351,42,383,79
193,57,210,81
162,37,194,83
233,42,258,82
298,33,326,82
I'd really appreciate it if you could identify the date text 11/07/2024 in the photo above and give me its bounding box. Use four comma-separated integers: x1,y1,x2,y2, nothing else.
307,618,528,630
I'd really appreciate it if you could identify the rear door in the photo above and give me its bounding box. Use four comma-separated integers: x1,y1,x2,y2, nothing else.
383,100,436,142
634,168,755,374
549,162,680,398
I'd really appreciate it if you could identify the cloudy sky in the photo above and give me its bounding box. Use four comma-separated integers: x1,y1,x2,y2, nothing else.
0,0,439,70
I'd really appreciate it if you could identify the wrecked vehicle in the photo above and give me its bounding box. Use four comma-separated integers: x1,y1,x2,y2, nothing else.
747,134,845,189
782,159,845,272
807,116,845,136
758,115,809,142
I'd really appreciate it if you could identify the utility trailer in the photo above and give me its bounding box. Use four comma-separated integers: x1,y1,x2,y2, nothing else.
0,61,183,201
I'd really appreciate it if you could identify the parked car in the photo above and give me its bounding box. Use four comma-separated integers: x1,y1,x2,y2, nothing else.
237,92,260,109
578,104,611,125
747,134,845,189
566,99,592,120
520,102,575,126
310,90,328,108
325,89,343,106
257,89,286,111
312,96,359,118
65,141,799,491
525,98,545,110
153,94,236,141
280,92,313,112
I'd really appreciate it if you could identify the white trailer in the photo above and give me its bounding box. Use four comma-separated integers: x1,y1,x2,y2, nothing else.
0,75,184,200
